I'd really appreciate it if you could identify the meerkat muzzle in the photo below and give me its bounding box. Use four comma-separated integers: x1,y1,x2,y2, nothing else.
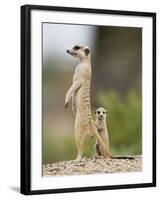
66,49,77,56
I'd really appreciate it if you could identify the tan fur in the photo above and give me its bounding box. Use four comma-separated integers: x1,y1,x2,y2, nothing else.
94,107,110,156
94,107,135,160
65,44,111,160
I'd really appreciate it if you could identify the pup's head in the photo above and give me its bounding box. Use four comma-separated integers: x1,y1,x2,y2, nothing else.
95,107,108,121
66,44,90,60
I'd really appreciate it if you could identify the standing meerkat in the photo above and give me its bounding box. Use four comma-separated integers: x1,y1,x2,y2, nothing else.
94,107,134,159
95,107,110,156
65,44,111,160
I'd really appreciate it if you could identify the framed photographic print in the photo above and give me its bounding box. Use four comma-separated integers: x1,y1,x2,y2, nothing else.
21,4,156,195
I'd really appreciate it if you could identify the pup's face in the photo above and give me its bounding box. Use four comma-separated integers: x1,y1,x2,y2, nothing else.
66,44,90,59
95,107,107,121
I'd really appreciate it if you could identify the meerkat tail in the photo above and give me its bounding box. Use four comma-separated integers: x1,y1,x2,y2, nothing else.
90,122,111,158
111,156,135,159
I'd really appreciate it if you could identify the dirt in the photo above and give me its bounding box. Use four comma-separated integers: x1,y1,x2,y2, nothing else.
43,155,142,176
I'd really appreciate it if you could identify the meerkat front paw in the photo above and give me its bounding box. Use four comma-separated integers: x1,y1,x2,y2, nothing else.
64,98,69,108
65,102,68,108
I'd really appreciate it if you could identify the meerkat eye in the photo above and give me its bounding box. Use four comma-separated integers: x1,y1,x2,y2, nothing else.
97,111,100,115
103,111,106,114
73,45,81,50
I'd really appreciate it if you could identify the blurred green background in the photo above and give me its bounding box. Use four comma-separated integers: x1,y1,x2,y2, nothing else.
42,24,142,164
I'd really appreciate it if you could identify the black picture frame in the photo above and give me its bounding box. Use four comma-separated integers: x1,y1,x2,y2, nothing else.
20,4,156,195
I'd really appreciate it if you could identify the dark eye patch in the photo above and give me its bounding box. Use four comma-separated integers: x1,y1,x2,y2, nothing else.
97,111,100,114
103,111,106,114
73,45,81,50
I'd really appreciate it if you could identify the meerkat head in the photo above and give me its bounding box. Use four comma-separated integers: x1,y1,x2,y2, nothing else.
95,107,108,121
66,44,90,60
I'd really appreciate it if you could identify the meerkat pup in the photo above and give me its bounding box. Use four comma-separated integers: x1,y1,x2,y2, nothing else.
95,107,110,156
94,107,134,159
65,44,111,160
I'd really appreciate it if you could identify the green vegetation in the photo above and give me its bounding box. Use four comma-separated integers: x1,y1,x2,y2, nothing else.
43,129,96,164
97,90,142,156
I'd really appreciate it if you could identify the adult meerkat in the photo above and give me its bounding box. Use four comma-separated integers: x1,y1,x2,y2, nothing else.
65,44,111,160
95,107,134,159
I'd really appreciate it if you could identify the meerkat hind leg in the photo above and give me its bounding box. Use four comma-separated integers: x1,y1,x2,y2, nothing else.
75,129,84,161
94,142,101,156
100,133,110,156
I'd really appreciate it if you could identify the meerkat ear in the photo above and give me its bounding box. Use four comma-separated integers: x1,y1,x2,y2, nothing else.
85,48,90,56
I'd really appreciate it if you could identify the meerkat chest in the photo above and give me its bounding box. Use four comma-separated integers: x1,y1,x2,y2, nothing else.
95,121,106,132
73,67,80,82
73,64,91,83
96,125,108,140
96,124,104,132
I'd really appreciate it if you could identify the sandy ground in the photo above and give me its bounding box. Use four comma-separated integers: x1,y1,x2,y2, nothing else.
43,155,142,176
